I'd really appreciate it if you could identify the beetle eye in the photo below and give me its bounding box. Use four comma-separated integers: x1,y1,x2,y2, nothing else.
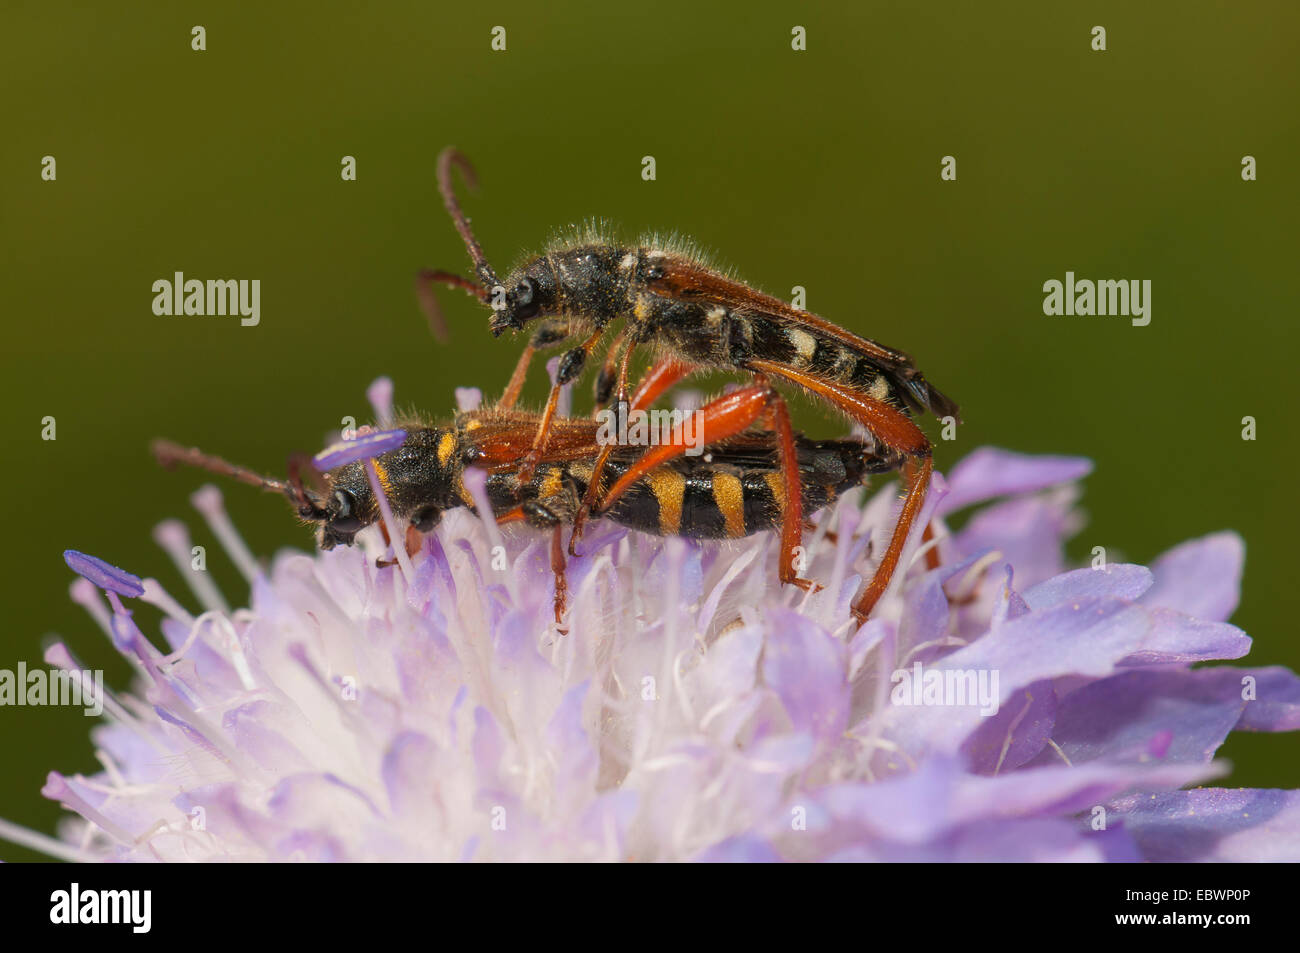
333,489,354,517
513,277,539,319
329,489,363,533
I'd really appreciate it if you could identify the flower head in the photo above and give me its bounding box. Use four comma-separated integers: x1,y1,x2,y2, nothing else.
5,408,1299,862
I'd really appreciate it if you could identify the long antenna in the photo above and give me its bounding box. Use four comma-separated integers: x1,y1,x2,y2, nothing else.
437,147,500,291
152,439,288,494
154,439,333,522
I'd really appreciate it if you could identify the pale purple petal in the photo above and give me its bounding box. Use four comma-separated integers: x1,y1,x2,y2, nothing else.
938,447,1092,515
960,680,1057,775
878,598,1154,758
1022,564,1153,610
1233,667,1300,732
761,610,849,741
955,492,1078,589
1140,531,1245,623
1030,669,1251,767
1118,609,1250,666
366,376,394,426
1109,789,1300,862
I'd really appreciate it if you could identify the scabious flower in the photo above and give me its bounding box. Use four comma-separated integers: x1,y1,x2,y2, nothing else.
3,389,1299,862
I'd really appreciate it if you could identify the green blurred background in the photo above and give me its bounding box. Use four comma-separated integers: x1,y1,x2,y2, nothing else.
2,2,1297,860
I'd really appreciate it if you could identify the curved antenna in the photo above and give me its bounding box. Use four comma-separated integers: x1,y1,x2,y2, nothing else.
152,439,288,494
437,147,501,291
152,439,326,518
415,267,489,344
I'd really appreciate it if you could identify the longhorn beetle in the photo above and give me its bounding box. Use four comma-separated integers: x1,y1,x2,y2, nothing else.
155,403,904,627
419,148,959,623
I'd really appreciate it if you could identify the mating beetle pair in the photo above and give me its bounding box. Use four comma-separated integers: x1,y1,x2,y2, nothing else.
160,148,957,627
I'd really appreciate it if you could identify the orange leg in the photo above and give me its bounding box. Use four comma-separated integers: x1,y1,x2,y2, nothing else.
851,455,932,621
597,382,773,510
499,345,535,410
499,319,574,410
493,504,529,525
375,523,425,568
750,360,931,456
592,328,630,409
516,373,564,486
594,376,819,592
765,389,815,592
568,341,635,554
550,524,569,628
569,356,696,555
517,327,607,485
921,522,941,571
628,357,696,410
748,359,934,624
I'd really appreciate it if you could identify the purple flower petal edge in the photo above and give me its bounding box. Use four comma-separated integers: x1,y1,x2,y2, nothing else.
938,447,1093,515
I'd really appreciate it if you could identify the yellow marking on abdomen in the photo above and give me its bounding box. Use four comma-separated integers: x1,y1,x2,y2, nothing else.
832,347,856,379
763,472,786,517
787,329,818,364
538,465,564,501
455,475,476,509
712,472,747,538
649,469,686,535
437,432,456,467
